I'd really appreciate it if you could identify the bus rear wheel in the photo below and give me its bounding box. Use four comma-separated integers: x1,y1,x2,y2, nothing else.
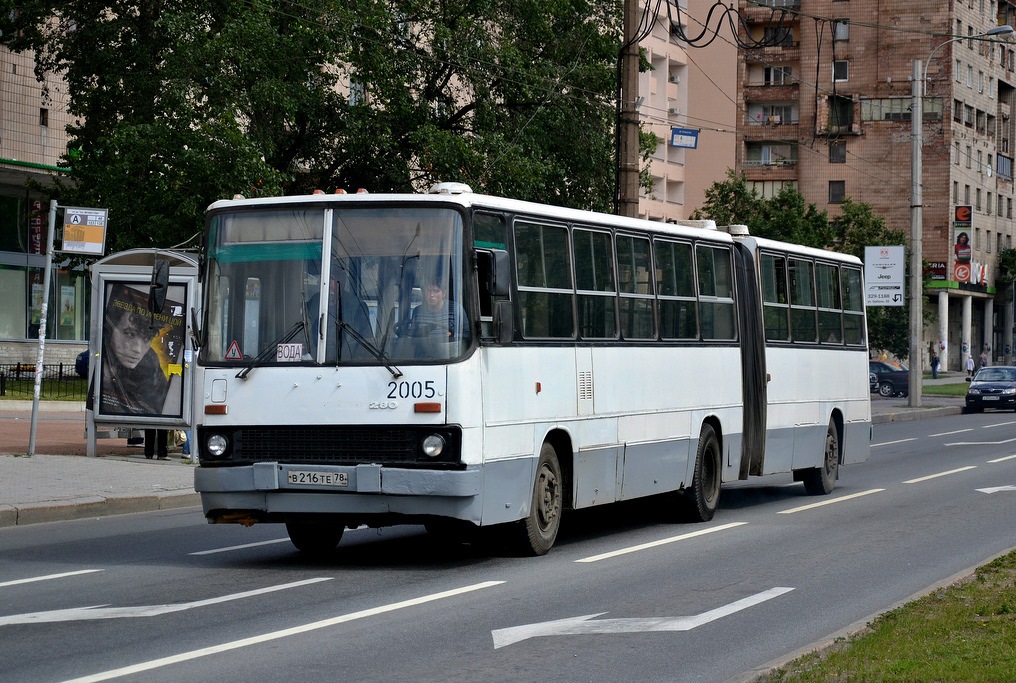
683,423,721,522
800,420,839,495
285,520,344,556
511,442,563,556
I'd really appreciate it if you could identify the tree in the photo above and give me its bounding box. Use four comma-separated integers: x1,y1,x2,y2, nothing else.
3,0,621,251
689,170,764,228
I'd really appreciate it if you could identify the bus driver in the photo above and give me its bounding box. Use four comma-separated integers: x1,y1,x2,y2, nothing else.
401,274,470,347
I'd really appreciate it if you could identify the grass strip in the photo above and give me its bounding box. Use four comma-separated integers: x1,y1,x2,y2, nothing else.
759,550,1016,682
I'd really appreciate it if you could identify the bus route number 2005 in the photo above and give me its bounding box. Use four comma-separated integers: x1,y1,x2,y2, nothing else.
387,380,437,399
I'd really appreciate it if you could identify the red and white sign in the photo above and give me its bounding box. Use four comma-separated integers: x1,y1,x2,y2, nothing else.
224,341,243,360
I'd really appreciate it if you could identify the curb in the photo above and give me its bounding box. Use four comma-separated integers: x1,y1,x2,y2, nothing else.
0,491,200,528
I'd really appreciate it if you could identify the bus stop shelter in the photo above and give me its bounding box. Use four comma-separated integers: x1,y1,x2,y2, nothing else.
84,249,198,456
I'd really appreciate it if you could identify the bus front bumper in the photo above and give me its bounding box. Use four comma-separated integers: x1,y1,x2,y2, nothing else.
194,462,487,524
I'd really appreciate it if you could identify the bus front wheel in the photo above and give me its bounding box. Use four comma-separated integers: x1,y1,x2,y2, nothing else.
683,423,721,522
800,420,839,495
285,521,344,556
512,442,563,556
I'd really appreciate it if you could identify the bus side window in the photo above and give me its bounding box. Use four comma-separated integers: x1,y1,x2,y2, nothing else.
761,253,790,342
477,249,510,339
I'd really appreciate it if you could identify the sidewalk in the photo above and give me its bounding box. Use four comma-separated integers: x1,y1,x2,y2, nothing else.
0,400,198,527
0,380,969,528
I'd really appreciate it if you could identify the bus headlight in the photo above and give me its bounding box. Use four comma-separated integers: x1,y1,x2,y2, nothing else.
421,434,446,458
206,434,229,457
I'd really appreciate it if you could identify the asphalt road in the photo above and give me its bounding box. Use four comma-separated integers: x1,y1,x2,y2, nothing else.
2,410,1015,683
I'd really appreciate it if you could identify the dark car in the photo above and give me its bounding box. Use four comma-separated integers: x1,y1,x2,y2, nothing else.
964,365,1016,413
75,350,89,379
869,360,909,397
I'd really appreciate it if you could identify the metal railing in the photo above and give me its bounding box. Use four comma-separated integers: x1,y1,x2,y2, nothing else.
0,363,88,401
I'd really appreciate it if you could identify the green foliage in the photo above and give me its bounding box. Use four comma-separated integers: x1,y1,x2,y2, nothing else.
5,0,621,250
639,128,661,193
997,248,1016,285
693,172,912,358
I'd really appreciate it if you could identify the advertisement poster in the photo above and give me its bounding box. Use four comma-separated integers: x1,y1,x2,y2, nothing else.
30,283,43,326
99,281,187,418
953,205,973,283
953,228,972,283
60,286,75,326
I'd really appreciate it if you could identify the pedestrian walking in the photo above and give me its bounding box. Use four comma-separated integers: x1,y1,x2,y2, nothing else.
966,355,975,378
931,352,940,379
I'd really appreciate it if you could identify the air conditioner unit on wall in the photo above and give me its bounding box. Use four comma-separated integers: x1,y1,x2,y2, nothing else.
669,75,680,83
668,108,681,116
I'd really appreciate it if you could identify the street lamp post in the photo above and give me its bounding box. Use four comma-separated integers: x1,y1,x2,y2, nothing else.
909,25,1014,408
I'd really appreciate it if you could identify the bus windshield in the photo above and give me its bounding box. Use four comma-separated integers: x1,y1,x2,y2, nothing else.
201,205,470,366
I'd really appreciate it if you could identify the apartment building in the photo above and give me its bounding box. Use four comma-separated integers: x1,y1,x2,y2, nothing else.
0,46,81,363
639,0,738,221
737,0,1016,370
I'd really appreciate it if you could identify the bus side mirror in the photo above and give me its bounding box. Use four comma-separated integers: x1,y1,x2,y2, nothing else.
494,300,513,344
148,259,170,314
490,249,510,296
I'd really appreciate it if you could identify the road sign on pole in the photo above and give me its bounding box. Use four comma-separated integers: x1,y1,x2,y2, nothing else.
62,207,108,255
864,245,905,307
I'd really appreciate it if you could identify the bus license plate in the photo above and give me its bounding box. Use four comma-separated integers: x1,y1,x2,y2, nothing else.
287,470,349,487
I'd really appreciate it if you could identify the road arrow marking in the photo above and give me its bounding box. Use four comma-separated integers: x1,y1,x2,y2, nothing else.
0,578,332,626
62,581,505,683
491,586,794,649
0,569,102,589
976,484,1016,494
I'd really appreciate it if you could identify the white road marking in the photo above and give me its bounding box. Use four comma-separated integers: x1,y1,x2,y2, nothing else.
903,466,977,484
988,454,1016,463
872,438,918,448
976,484,1016,494
0,578,332,626
0,569,103,589
61,581,504,683
982,421,1016,429
491,586,794,649
575,522,747,563
189,538,290,555
929,429,974,437
946,436,1016,446
777,489,884,515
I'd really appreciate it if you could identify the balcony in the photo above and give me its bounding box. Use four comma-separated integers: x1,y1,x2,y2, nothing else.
744,43,801,64
743,121,799,141
744,82,799,101
742,163,799,182
743,1,801,23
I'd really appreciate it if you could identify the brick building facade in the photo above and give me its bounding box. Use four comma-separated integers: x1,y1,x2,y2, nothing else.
737,0,1016,371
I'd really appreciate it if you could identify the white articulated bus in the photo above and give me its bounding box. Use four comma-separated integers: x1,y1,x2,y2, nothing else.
192,183,871,555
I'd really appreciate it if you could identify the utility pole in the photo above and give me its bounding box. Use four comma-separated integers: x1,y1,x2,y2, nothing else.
617,0,641,218
909,59,923,407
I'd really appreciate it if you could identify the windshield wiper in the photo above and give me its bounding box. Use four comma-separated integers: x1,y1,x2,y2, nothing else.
337,320,403,379
236,320,305,380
